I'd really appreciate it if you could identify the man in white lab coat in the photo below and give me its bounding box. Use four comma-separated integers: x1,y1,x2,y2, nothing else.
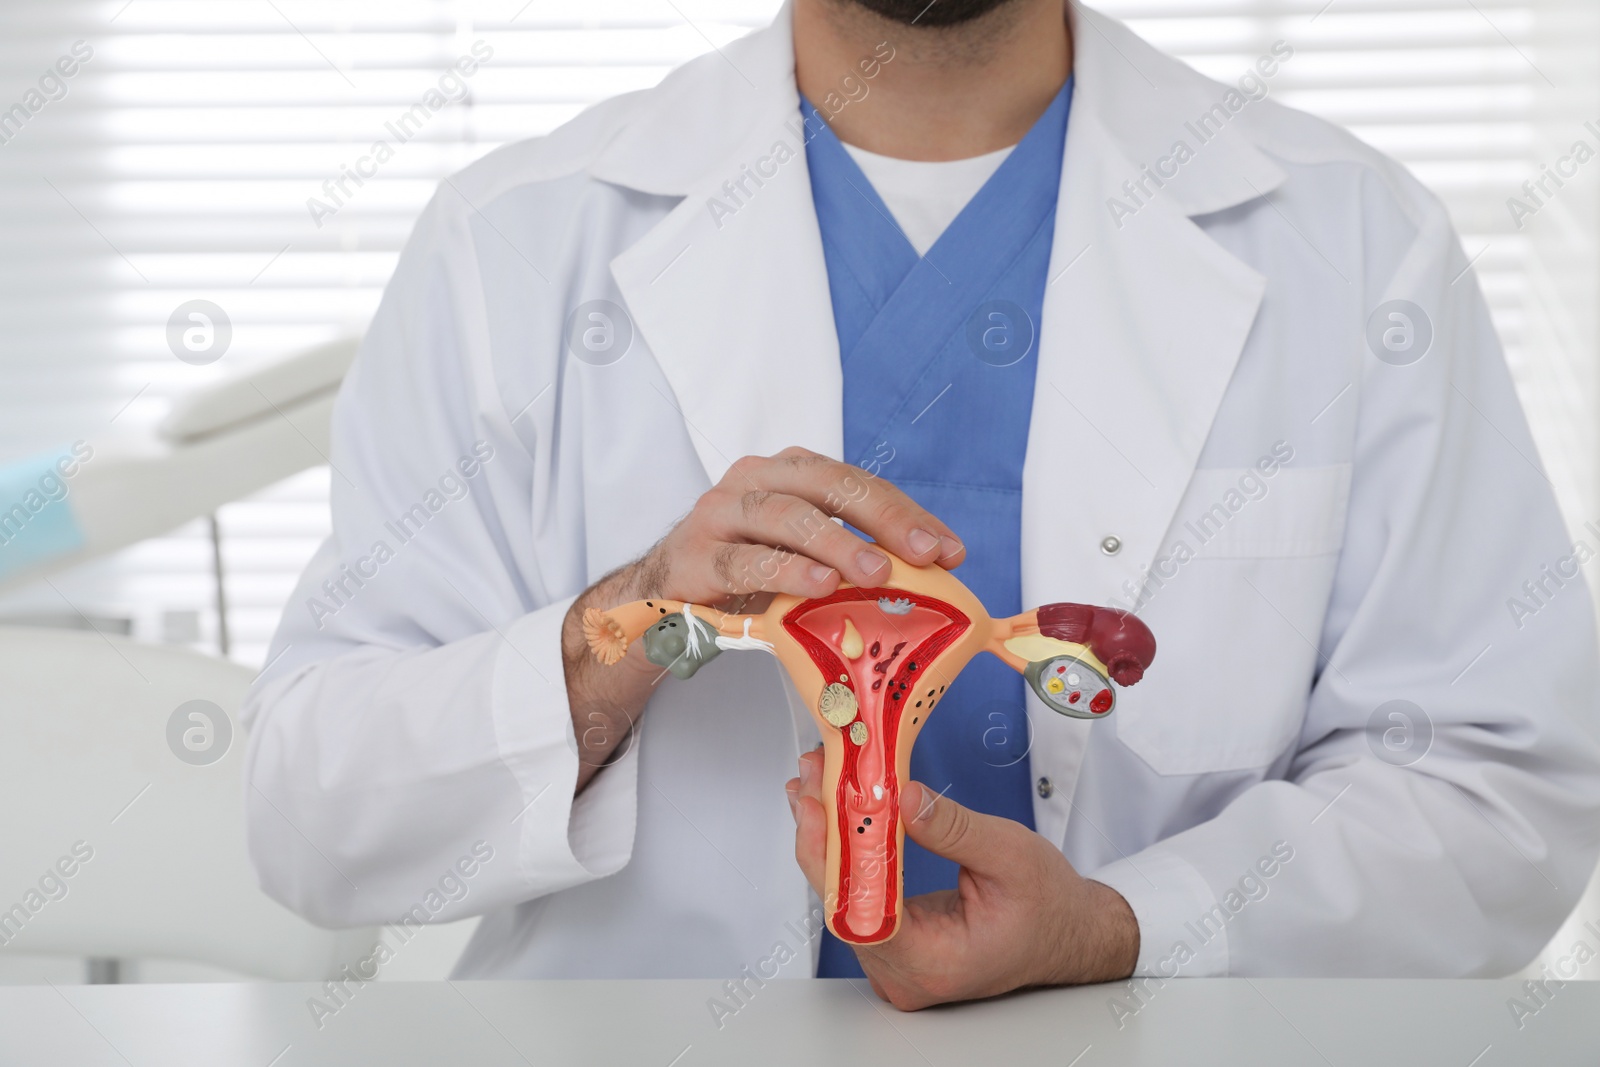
243,0,1600,1006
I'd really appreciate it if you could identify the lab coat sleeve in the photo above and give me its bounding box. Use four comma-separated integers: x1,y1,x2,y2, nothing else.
1091,196,1600,977
240,187,638,929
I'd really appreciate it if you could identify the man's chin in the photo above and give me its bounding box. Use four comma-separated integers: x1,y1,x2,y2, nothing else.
844,0,1021,28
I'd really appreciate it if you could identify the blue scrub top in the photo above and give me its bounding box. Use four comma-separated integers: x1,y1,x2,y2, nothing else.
804,78,1074,977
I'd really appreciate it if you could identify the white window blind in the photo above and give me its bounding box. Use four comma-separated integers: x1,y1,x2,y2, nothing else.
0,0,1594,674
0,0,785,664
1096,0,1600,526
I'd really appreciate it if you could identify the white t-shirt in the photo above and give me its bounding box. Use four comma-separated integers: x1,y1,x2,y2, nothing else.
842,142,1015,256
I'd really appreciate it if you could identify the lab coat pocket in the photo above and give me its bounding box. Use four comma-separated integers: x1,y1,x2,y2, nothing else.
1116,464,1351,775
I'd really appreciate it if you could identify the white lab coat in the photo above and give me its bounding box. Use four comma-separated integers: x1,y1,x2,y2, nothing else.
242,3,1600,980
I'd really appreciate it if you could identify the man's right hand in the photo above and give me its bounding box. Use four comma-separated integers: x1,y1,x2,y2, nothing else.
560,446,965,792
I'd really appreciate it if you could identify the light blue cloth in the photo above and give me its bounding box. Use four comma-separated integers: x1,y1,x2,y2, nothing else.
0,448,87,581
807,78,1073,977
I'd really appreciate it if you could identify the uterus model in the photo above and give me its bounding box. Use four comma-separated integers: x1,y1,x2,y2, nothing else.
583,550,1155,947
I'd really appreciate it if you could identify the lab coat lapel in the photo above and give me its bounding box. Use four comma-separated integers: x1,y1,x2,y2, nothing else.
1024,4,1283,838
1025,108,1270,611
608,45,842,485
603,1,1281,510
600,10,832,960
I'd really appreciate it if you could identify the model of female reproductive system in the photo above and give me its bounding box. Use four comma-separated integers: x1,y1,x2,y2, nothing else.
582,550,1155,948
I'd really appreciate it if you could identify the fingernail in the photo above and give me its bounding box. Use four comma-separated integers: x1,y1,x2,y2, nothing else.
799,757,813,789
856,550,888,575
938,536,964,561
787,790,800,822
907,528,938,556
910,783,937,821
807,563,834,584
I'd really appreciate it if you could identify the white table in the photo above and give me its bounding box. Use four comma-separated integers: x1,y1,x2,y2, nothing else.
0,978,1593,1066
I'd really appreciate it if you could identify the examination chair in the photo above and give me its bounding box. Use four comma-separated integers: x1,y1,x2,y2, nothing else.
0,337,378,981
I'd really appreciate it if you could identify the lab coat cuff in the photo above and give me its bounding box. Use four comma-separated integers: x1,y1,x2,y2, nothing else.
492,596,638,891
1090,849,1230,978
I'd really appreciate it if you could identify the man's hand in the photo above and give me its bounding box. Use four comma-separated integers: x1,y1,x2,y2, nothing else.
626,445,965,608
561,447,966,793
786,749,1139,1010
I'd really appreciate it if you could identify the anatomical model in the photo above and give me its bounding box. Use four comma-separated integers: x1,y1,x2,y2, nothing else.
583,550,1155,946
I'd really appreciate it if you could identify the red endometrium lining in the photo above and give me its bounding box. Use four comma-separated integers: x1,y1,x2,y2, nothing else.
781,588,969,943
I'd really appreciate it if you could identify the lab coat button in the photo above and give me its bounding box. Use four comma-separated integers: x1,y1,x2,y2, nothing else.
1036,776,1054,798
1100,535,1122,556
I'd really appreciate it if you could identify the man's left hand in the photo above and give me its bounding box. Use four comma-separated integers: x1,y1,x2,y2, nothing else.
787,749,1139,1010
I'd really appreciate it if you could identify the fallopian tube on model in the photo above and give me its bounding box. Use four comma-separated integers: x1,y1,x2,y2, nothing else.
583,549,1155,947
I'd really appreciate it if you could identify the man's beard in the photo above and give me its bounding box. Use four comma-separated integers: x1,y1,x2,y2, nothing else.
844,0,1021,28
